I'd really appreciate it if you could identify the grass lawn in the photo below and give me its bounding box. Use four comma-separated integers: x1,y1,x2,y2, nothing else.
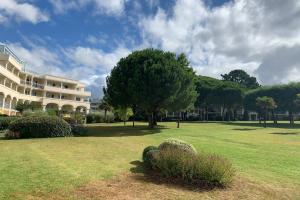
0,122,299,199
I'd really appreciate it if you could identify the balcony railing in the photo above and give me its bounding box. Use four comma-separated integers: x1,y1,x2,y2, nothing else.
0,44,24,65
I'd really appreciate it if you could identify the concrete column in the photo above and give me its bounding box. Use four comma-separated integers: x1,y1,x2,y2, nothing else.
42,105,46,111
5,62,8,69
61,82,63,88
8,99,12,116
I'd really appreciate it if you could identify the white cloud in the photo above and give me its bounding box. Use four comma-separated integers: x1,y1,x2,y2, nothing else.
0,0,49,24
49,0,128,16
140,0,300,84
7,41,131,97
65,46,131,72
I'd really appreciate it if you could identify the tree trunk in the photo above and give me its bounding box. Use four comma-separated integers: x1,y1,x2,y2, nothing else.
177,112,180,128
271,109,277,125
104,109,107,123
132,114,135,127
289,111,294,125
264,110,267,128
148,114,154,128
205,106,208,121
123,120,126,126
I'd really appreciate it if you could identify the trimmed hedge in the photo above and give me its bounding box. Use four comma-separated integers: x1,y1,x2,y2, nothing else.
6,116,72,139
143,139,234,187
0,117,19,131
158,138,197,154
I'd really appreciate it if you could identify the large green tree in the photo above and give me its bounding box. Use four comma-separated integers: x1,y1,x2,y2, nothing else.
208,81,243,121
105,49,197,128
98,94,113,123
221,69,260,89
195,76,222,120
256,96,277,128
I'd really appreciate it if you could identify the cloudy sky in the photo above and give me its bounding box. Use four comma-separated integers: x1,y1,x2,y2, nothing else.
1,0,300,98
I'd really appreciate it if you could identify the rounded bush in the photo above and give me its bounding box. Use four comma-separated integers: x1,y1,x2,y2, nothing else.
145,149,160,168
158,138,197,154
6,116,72,139
0,117,19,131
142,146,158,161
142,146,159,166
155,148,234,187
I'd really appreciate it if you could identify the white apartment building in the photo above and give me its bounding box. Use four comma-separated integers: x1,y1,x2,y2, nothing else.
0,43,91,116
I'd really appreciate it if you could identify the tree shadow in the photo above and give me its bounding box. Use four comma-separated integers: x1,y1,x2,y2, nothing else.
231,128,258,131
129,160,221,192
85,124,167,137
220,122,300,129
269,132,299,135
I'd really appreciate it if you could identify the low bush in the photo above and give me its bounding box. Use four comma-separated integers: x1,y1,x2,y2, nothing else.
86,111,114,123
158,138,197,154
0,117,19,131
6,116,72,139
142,146,159,166
143,139,234,187
22,110,49,117
71,125,88,136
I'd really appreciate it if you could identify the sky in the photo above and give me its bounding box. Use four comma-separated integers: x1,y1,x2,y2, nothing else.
1,0,300,98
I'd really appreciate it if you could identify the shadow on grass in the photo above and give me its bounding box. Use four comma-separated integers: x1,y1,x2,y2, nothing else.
269,132,299,135
220,122,300,129
231,128,258,131
129,160,218,192
85,124,167,137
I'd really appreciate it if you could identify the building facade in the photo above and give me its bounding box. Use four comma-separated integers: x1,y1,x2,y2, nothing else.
0,44,91,116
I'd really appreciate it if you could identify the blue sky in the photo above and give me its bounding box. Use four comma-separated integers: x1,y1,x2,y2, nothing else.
1,0,300,98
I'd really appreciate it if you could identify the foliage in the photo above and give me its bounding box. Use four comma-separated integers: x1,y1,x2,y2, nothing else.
142,146,159,165
0,116,19,131
244,82,300,112
71,125,88,136
114,107,133,124
6,116,72,139
221,69,260,89
86,111,115,123
150,145,234,187
105,48,197,128
22,110,49,117
158,138,197,154
256,96,277,111
15,101,42,113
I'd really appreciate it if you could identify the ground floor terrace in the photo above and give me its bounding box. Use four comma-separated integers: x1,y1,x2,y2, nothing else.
0,91,90,116
0,122,299,199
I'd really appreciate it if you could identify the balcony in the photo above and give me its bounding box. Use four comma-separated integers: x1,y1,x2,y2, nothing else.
43,85,91,96
0,65,20,84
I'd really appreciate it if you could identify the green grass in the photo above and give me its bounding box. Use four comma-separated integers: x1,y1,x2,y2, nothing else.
0,122,299,199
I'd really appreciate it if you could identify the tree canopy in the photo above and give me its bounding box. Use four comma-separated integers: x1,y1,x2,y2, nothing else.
105,48,197,128
221,69,260,89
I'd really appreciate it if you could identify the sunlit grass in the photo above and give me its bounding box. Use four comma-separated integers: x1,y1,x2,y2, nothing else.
0,121,299,199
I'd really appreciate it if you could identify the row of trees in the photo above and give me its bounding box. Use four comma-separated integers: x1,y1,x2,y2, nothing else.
103,48,300,128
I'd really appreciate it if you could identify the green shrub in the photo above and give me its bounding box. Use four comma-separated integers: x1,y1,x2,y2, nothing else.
158,138,197,154
22,110,48,117
86,111,115,123
0,117,19,131
142,146,159,166
145,149,160,168
6,116,72,139
71,125,88,136
154,148,234,187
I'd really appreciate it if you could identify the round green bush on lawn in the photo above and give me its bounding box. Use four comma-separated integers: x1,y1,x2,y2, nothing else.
6,116,72,139
0,116,19,131
142,146,158,161
142,146,159,167
158,138,197,154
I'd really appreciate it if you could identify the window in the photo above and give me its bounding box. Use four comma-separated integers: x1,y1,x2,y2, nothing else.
61,96,65,99
51,94,55,98
76,97,81,101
